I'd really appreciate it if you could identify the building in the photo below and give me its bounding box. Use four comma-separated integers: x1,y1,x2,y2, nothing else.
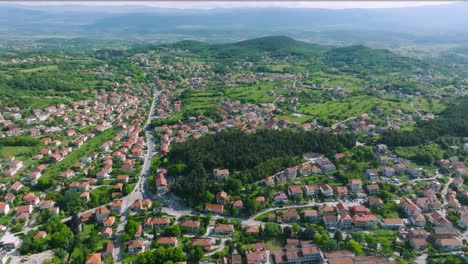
272,240,323,264
213,224,234,235
0,233,20,250
213,169,230,179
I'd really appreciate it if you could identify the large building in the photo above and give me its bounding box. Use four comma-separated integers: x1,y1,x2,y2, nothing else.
272,239,323,264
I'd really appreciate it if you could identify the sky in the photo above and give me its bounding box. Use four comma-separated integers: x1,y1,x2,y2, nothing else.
13,1,456,10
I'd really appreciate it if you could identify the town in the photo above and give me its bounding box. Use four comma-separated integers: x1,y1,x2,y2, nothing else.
0,34,467,264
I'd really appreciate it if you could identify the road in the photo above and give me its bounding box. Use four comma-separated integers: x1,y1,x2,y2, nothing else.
331,116,356,130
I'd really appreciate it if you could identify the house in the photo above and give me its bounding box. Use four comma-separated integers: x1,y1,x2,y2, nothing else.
216,191,229,204
205,203,224,214
432,227,459,239
334,186,348,197
245,226,261,235
368,197,384,208
0,203,10,215
282,209,300,222
95,207,110,222
288,185,303,197
377,144,388,153
407,168,423,178
144,217,170,228
304,185,318,196
85,253,103,264
336,202,349,216
274,192,288,203
102,242,115,258
263,176,275,186
132,199,152,211
400,198,422,216
231,200,243,208
127,240,145,255
4,193,15,203
352,205,370,215
213,224,234,234
103,216,116,227
410,214,426,227
323,215,338,229
23,193,40,205
156,174,168,192
353,214,378,228
348,179,362,192
39,200,55,209
117,175,129,183
8,160,23,170
60,169,75,178
213,169,230,179
192,239,212,252
10,181,23,193
416,197,442,213
435,238,463,252
315,158,336,173
366,184,380,195
320,184,333,197
376,154,391,165
334,153,345,160
381,218,404,229
284,166,298,179
409,238,428,251
111,199,123,213
156,237,178,246
319,204,335,215
80,192,90,201
180,220,201,230
80,211,93,223
275,173,288,184
381,167,395,177
246,250,270,264
100,227,113,238
96,170,109,179
303,210,318,222
340,215,353,229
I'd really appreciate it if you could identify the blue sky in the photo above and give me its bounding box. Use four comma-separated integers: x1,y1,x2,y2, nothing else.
15,1,456,10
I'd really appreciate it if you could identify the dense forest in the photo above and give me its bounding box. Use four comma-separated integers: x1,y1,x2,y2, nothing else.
168,130,355,206
381,96,468,147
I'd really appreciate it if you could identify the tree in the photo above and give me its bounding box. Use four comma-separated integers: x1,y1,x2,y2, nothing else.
188,245,204,264
57,190,85,214
334,230,343,242
326,239,338,251
264,222,282,238
292,223,301,235
164,225,181,238
401,248,417,261
347,240,364,255
283,226,292,238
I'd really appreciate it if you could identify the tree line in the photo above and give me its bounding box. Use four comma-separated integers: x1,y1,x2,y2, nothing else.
168,130,355,206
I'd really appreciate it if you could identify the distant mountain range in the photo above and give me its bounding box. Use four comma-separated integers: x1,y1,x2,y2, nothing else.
2,3,468,46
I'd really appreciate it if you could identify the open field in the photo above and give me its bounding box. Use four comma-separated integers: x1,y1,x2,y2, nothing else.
0,146,35,159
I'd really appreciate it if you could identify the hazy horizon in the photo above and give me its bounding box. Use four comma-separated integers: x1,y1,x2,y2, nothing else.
8,1,457,10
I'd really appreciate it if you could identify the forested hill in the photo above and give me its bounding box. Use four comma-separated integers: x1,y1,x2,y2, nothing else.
159,36,434,75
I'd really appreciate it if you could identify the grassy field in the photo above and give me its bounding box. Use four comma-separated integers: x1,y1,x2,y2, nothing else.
266,239,283,251
296,94,414,123
0,146,35,159
19,65,59,73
